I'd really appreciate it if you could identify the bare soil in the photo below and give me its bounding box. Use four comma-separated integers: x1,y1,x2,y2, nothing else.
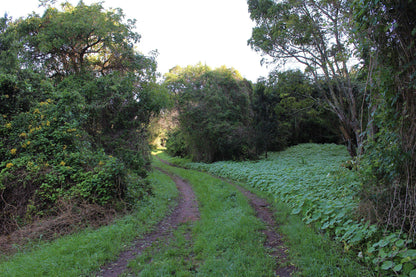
97,167,200,277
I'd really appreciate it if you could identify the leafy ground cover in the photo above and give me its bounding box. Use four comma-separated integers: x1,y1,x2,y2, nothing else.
186,143,416,276
0,170,178,277
188,144,365,242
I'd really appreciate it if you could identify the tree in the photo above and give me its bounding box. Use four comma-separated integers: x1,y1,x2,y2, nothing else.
17,1,141,78
0,15,19,73
252,78,279,157
165,64,255,162
353,0,416,236
252,70,340,155
247,0,367,156
15,1,166,171
0,14,53,115
0,2,168,235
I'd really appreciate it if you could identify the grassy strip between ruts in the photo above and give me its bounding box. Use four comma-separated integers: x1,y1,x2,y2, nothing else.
156,150,373,276
0,170,178,277
125,222,197,276
149,155,276,276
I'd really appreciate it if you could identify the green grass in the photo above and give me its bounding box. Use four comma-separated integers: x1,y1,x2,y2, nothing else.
126,223,196,277
273,201,373,276
241,181,373,276
146,156,276,276
213,177,372,276
0,170,178,277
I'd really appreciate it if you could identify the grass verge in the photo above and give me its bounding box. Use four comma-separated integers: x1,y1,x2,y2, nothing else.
272,200,373,276
247,183,373,276
0,170,178,277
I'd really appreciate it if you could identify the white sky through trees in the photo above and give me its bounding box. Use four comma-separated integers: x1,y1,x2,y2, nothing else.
2,0,272,82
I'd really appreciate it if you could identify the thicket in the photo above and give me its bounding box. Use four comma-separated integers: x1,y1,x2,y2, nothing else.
164,64,256,162
0,2,167,236
352,0,416,240
252,70,340,154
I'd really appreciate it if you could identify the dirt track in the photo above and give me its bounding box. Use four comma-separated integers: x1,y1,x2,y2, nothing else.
98,167,199,277
228,180,296,276
98,160,295,276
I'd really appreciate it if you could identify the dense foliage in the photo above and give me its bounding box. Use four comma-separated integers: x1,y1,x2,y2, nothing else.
164,64,256,162
252,70,340,154
247,0,367,157
163,65,340,162
352,0,416,239
0,2,166,235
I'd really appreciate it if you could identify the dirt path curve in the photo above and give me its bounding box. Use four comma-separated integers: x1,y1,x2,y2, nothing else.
158,157,296,276
97,167,199,277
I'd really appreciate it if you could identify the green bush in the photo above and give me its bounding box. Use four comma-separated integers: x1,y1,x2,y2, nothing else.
0,94,137,234
166,129,187,158
0,2,166,237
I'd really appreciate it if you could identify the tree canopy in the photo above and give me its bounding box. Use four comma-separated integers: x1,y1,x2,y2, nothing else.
252,70,340,155
248,0,367,156
164,64,255,162
18,2,142,77
0,2,167,235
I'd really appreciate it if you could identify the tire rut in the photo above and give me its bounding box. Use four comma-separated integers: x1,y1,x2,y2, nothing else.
97,167,199,277
158,157,296,276
228,180,296,277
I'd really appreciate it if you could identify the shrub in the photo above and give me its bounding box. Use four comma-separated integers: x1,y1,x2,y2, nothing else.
166,129,187,158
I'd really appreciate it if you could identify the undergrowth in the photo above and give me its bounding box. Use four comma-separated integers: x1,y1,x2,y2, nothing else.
0,169,178,277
